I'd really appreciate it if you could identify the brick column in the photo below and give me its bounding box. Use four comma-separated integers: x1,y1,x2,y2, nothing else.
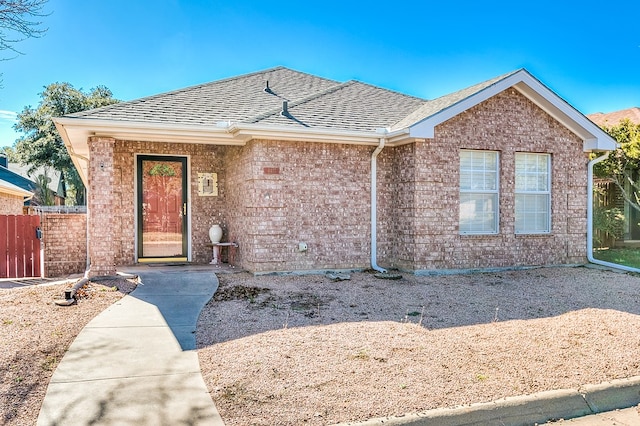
87,137,116,276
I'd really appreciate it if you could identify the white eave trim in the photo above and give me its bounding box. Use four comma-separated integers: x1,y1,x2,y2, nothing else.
53,116,400,185
0,182,33,198
407,70,618,153
230,123,384,145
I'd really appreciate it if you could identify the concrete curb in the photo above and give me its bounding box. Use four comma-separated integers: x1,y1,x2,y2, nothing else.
335,376,640,426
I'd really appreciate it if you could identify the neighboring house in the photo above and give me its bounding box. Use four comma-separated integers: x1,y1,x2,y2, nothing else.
0,155,65,206
0,176,33,215
53,67,617,276
587,107,640,243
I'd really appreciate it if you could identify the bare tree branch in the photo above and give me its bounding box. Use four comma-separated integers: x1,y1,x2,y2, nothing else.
0,0,48,57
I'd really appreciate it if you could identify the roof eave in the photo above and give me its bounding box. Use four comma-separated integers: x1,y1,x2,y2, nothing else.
0,181,33,197
54,117,247,185
230,123,384,145
406,70,618,153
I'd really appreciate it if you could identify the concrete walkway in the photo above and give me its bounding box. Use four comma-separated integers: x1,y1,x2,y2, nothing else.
37,267,225,426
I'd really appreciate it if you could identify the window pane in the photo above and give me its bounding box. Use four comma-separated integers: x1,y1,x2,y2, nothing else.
515,153,550,234
460,150,499,191
460,193,498,233
515,194,549,233
460,150,499,234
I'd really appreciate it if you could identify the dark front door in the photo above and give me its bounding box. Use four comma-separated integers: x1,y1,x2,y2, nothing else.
137,155,188,261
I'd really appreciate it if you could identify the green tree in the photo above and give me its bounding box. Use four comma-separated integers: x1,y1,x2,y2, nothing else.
33,167,53,205
1,145,18,161
594,119,640,213
13,82,119,205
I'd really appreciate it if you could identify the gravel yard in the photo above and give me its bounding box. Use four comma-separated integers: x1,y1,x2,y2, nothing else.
196,266,640,425
2,266,640,426
0,278,137,426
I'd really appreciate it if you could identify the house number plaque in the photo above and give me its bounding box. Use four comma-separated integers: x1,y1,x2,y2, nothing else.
197,172,218,196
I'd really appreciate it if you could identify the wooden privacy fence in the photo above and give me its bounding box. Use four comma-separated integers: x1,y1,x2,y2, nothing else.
0,215,42,278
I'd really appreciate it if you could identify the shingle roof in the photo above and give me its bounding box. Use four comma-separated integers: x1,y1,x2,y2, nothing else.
587,107,640,127
249,80,426,132
0,178,32,197
64,67,530,134
0,165,37,193
66,66,428,131
69,67,340,126
390,70,522,130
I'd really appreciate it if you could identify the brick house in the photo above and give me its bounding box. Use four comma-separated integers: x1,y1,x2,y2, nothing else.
0,155,34,214
53,67,616,276
0,179,33,215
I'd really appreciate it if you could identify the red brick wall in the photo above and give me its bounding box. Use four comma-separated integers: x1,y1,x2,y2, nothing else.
88,137,116,276
41,213,87,277
111,141,232,265
380,88,588,272
225,140,372,273
86,88,590,275
0,193,25,215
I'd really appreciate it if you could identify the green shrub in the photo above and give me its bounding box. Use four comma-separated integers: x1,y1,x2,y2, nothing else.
593,206,624,248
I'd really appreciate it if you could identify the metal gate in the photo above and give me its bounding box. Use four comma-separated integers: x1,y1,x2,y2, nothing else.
0,215,42,278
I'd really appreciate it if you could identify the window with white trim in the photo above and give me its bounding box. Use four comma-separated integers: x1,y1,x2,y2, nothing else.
459,150,499,234
515,153,551,234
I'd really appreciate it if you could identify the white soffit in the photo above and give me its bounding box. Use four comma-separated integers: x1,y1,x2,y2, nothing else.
408,70,618,152
0,180,33,197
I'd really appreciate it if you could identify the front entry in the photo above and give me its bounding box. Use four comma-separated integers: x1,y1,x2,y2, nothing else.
137,155,188,261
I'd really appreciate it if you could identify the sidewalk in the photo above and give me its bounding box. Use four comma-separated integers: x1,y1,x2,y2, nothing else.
543,406,640,425
37,267,225,425
339,376,640,425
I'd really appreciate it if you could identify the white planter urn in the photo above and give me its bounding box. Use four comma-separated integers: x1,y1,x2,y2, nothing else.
209,224,223,244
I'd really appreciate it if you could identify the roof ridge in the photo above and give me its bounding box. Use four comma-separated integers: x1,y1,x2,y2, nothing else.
427,69,523,105
346,79,427,102
247,79,427,125
391,69,523,129
65,66,294,118
245,80,354,124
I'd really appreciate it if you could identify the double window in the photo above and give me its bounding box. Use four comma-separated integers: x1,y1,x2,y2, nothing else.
459,150,551,235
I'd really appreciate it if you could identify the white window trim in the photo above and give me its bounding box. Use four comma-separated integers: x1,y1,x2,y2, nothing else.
515,153,551,235
459,149,500,235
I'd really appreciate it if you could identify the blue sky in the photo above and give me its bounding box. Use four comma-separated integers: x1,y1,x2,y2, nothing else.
1,0,639,148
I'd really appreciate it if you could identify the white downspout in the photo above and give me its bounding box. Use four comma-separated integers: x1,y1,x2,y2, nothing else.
587,151,640,272
371,137,387,273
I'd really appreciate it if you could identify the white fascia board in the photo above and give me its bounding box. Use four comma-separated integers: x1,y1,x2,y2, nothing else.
0,181,33,197
54,117,390,185
54,119,90,187
54,117,241,144
408,70,618,152
54,117,247,186
407,74,525,139
230,123,383,145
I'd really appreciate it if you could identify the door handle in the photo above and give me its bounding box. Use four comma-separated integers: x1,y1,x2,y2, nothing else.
183,203,187,216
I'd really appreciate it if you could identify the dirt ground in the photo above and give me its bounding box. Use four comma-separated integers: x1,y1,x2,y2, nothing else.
0,278,137,426
196,266,640,425
3,266,640,426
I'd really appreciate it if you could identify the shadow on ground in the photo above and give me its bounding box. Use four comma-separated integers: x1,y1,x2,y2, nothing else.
198,265,640,345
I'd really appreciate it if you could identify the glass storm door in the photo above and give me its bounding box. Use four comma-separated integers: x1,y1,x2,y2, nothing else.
137,155,188,261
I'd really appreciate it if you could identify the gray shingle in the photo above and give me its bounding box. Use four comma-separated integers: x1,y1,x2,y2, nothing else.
390,69,522,130
66,67,523,134
68,67,340,126
249,80,426,132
